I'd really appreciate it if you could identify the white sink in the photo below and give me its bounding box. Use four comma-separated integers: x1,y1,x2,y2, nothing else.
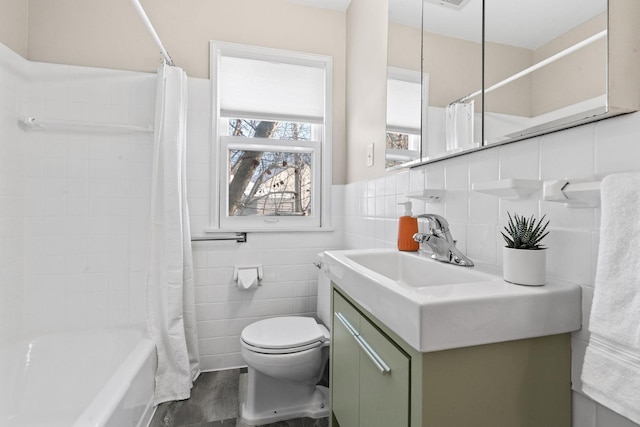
324,248,582,353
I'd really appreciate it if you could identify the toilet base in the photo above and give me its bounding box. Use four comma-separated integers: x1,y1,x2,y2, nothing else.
238,371,329,426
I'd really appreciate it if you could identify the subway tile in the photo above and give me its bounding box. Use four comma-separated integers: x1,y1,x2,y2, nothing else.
395,170,410,193
571,336,588,393
469,192,498,225
498,137,540,180
595,113,640,175
466,224,497,264
540,124,595,180
546,228,594,286
444,156,469,190
424,162,445,189
468,149,499,184
444,189,469,223
409,167,425,193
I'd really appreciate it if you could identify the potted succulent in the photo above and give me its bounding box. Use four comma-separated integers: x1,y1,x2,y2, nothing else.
501,212,550,286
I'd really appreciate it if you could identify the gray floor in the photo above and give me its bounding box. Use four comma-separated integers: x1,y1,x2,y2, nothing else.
149,369,329,427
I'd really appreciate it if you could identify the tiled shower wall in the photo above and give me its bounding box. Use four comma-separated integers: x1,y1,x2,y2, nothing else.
0,42,156,341
20,61,155,335
340,112,640,427
0,45,25,346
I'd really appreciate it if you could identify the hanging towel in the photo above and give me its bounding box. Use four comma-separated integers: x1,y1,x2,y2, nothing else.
146,64,200,406
581,171,640,424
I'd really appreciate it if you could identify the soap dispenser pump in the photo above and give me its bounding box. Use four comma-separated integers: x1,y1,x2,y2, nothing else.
397,201,419,252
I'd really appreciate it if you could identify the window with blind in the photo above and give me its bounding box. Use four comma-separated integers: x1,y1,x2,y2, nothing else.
386,67,425,168
209,42,332,231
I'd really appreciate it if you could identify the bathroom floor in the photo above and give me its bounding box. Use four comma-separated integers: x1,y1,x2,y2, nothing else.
149,369,329,427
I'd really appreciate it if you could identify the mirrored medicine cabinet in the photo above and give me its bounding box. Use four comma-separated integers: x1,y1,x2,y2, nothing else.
386,0,640,170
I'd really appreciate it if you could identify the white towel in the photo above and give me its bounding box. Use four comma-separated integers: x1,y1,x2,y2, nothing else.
581,172,640,424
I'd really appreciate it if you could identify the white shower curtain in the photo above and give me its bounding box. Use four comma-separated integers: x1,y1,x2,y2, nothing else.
146,64,200,406
445,100,474,152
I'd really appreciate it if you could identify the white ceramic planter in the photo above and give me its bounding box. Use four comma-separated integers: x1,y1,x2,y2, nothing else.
502,247,547,286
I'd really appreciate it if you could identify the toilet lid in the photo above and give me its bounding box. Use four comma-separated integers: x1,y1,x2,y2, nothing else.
241,316,326,350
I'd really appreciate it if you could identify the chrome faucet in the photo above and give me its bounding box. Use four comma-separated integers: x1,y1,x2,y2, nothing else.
413,214,474,267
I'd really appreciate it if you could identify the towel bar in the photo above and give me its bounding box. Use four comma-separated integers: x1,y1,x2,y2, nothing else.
190,232,247,243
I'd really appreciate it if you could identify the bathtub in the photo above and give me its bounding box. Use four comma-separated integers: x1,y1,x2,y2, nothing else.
0,328,157,427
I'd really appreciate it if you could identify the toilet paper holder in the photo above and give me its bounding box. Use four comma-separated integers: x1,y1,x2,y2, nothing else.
233,265,263,289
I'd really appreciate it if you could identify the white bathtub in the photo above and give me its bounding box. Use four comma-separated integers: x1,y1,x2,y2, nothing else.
0,328,157,427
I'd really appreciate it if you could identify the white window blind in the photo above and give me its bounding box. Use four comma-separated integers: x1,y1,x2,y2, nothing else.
386,77,422,133
219,56,325,123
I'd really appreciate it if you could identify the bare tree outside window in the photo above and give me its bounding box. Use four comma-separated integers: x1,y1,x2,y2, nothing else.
227,119,313,217
386,131,410,168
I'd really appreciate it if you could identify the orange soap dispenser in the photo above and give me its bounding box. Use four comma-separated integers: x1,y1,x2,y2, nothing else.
397,201,419,251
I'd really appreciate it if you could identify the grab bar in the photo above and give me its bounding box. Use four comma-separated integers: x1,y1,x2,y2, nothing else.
335,312,391,375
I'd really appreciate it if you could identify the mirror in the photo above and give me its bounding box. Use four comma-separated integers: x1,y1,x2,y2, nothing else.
385,0,484,169
483,0,607,145
386,0,424,169
420,0,483,159
387,0,637,169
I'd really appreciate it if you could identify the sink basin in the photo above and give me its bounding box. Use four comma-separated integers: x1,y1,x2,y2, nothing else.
344,250,493,288
324,248,582,353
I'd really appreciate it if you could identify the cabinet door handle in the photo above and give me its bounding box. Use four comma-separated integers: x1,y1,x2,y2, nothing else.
335,312,391,375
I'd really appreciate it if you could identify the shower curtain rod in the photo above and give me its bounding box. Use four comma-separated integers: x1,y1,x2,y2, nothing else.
452,29,607,105
130,0,175,66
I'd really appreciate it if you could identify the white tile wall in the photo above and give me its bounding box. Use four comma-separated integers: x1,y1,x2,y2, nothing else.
190,224,342,371
18,58,156,336
341,111,640,427
0,44,26,346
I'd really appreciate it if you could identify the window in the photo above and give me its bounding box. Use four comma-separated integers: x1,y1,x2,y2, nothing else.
386,67,425,168
209,42,332,231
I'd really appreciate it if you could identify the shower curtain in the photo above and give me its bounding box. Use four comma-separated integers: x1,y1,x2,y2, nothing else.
146,64,200,406
445,100,474,152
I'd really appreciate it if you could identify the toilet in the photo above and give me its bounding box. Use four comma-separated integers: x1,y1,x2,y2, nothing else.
239,258,332,426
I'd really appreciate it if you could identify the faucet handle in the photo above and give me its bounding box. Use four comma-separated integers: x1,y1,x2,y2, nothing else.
414,213,449,234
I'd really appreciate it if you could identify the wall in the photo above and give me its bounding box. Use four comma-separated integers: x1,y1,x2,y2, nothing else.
340,111,640,427
185,77,344,370
20,61,156,335
0,41,156,342
0,44,26,346
532,13,607,116
387,21,421,72
0,0,28,57
345,0,389,183
26,0,348,185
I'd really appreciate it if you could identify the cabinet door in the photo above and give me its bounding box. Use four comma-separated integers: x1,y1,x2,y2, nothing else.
358,318,410,427
332,293,361,427
332,291,410,427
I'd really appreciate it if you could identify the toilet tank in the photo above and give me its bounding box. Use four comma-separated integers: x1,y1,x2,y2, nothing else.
316,253,331,328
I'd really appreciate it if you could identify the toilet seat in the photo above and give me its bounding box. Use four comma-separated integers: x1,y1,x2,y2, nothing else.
241,316,328,355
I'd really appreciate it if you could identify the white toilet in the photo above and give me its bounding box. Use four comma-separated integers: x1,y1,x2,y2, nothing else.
239,259,332,425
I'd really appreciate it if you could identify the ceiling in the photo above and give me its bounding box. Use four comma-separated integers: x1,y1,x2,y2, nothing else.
287,0,607,50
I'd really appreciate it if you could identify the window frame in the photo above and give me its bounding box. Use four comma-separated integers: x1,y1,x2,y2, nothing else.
208,41,333,232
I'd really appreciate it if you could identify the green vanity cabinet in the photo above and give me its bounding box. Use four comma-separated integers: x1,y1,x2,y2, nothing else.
330,286,572,427
332,288,410,427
